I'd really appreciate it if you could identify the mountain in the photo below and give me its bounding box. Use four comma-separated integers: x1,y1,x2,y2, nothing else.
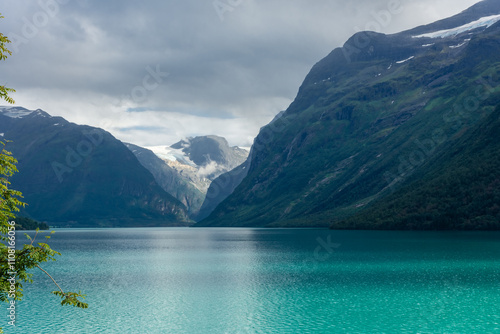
168,135,249,183
133,135,248,217
0,107,190,227
125,143,206,215
197,0,500,229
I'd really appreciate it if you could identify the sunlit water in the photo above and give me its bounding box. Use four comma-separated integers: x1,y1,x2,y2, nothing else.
4,228,500,333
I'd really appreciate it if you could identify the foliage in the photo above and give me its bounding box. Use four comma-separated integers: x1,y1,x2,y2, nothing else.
0,144,88,320
336,105,500,230
1,148,89,321
0,143,23,227
52,291,88,309
0,14,15,104
0,15,86,332
14,216,49,231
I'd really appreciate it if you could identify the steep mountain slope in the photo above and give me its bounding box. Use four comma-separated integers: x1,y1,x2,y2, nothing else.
125,143,205,215
336,104,500,230
196,154,251,221
0,107,190,227
198,0,500,228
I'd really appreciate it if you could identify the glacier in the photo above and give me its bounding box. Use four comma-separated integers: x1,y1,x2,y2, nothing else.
413,14,500,39
146,145,196,166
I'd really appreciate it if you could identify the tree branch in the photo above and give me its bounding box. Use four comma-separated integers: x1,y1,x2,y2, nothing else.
35,264,66,297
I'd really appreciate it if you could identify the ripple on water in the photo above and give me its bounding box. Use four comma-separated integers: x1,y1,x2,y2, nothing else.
9,229,500,333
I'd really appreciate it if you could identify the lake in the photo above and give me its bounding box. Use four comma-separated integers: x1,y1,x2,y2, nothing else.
6,228,500,333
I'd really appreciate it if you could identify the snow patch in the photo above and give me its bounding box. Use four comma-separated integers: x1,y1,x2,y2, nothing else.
422,43,434,47
396,56,414,64
413,14,500,39
449,39,471,49
450,42,466,49
35,109,47,117
0,133,4,137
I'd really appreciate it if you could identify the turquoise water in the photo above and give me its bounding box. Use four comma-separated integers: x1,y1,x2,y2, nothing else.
5,228,500,333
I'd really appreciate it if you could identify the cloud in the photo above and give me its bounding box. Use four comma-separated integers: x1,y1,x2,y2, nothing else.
197,161,221,178
0,0,482,147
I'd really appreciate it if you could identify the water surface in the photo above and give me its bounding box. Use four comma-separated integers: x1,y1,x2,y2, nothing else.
6,228,500,333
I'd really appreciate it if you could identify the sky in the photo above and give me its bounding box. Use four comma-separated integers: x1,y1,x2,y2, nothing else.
0,0,482,147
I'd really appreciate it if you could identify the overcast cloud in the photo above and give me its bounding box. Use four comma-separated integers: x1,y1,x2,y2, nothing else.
0,0,481,147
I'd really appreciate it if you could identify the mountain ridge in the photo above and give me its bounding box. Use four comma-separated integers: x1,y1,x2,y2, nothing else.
197,0,500,229
0,106,191,227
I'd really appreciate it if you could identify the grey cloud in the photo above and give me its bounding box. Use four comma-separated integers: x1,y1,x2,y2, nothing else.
0,0,482,146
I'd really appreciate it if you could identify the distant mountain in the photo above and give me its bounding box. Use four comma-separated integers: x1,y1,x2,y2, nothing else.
133,135,248,217
0,107,190,227
170,135,248,172
197,0,500,229
125,143,205,215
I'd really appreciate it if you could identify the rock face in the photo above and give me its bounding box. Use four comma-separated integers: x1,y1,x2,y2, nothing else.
0,107,190,227
197,0,500,229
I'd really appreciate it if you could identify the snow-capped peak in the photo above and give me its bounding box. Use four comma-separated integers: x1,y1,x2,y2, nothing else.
0,106,34,118
413,14,500,39
0,106,50,119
